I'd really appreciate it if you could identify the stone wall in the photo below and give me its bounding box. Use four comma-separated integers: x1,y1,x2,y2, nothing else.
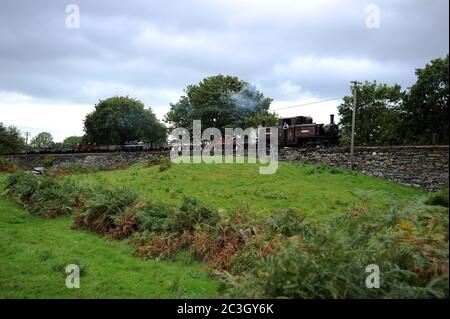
2,151,169,170
2,146,448,191
279,145,449,191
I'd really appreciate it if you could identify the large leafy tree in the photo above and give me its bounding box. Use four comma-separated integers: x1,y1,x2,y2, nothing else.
83,96,166,144
0,123,25,153
338,81,405,146
30,132,54,149
63,136,83,148
402,55,449,144
165,75,273,131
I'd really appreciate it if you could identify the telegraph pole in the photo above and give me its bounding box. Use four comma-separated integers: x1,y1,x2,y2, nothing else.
24,132,30,146
349,81,361,170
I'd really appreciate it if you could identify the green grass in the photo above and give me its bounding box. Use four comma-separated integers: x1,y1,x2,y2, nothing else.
64,161,424,219
0,196,219,298
0,161,431,298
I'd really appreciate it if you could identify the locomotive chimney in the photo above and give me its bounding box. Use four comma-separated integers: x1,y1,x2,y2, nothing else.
329,114,335,125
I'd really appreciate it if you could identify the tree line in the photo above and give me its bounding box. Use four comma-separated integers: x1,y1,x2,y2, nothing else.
339,55,448,146
0,55,448,153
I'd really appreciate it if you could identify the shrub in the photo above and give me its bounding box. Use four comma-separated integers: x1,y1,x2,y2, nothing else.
172,197,220,232
223,203,449,298
28,178,77,218
42,155,56,168
0,157,17,173
3,172,78,218
132,230,192,259
267,208,311,237
109,208,140,239
74,186,138,234
425,188,449,207
137,201,175,233
4,172,39,204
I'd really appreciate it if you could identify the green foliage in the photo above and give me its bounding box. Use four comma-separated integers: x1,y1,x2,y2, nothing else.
0,157,17,172
165,75,273,132
145,156,172,172
42,155,55,168
338,56,449,146
3,172,77,217
307,164,343,175
4,172,39,204
0,123,25,154
172,197,220,231
52,163,92,174
244,112,278,128
338,81,405,146
0,196,219,298
402,55,449,144
137,202,174,233
225,203,449,298
80,186,138,231
30,132,54,149
84,96,166,144
425,188,449,207
62,136,83,148
267,208,310,237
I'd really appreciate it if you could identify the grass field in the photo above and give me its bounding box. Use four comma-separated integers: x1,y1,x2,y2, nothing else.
0,161,443,298
63,162,424,219
0,196,219,298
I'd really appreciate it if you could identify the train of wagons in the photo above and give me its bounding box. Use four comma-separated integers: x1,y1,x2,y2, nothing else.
20,114,339,154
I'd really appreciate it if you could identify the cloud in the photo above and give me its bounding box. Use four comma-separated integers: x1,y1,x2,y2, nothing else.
0,0,448,139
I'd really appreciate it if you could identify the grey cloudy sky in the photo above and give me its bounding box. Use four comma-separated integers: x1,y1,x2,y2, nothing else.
0,0,448,141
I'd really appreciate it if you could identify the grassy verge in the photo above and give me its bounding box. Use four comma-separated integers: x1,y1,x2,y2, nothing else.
0,196,219,298
63,162,424,219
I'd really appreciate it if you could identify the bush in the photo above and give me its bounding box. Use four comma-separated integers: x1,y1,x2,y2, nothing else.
172,197,220,232
267,208,310,237
223,203,449,298
74,186,138,234
0,157,17,173
3,172,78,218
4,172,40,204
132,230,192,259
42,155,56,168
137,201,175,233
425,188,449,207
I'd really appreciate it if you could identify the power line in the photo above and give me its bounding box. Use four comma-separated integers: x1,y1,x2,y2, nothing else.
270,97,344,111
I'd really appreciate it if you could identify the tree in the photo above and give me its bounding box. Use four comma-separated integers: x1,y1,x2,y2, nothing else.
83,96,166,144
338,81,405,146
63,136,83,148
165,75,273,132
0,123,25,153
30,132,54,149
402,55,449,144
244,112,278,128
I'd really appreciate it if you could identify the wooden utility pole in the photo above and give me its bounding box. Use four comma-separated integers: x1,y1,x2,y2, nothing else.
24,132,30,146
349,81,361,170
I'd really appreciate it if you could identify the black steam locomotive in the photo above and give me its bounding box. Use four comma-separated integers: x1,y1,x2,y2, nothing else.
266,114,339,147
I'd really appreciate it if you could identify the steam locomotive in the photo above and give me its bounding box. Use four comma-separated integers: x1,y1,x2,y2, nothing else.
270,114,339,147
